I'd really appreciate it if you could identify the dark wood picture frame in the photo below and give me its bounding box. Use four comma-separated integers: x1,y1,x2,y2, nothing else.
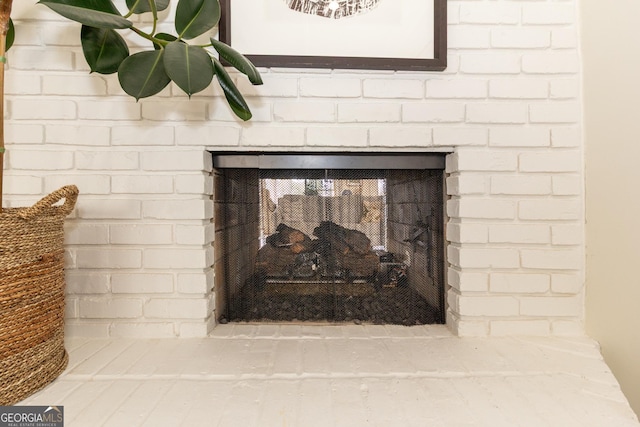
219,0,447,72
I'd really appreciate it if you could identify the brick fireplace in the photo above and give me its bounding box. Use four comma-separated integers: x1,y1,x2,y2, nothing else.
3,1,584,338
212,153,446,326
52,142,583,339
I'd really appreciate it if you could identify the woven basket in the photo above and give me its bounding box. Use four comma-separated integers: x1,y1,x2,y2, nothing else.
0,185,79,405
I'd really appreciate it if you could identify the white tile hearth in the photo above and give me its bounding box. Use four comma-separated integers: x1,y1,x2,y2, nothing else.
19,326,639,427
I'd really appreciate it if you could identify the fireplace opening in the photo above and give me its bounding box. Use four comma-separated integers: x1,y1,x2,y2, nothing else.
213,153,447,325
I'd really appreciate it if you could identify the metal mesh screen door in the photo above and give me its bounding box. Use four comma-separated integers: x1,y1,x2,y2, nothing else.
214,154,446,325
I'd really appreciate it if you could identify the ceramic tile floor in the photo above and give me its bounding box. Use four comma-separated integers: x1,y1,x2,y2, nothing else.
18,325,640,427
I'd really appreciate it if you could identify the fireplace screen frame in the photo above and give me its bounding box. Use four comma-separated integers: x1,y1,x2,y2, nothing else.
212,152,447,325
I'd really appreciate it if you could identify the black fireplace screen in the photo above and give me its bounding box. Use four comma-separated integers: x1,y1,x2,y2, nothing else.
213,155,446,325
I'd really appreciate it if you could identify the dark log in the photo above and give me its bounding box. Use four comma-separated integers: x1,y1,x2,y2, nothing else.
322,233,350,255
275,223,306,243
313,221,371,255
342,251,379,277
266,223,314,252
255,244,297,275
344,229,372,255
259,221,377,278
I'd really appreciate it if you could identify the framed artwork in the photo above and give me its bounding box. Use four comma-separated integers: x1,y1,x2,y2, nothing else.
219,0,447,71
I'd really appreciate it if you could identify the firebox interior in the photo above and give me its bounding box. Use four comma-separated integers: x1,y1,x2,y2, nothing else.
213,153,446,325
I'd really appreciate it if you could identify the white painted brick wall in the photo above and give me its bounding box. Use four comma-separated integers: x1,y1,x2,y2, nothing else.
447,150,518,172
490,320,550,337
76,249,142,269
175,125,239,147
489,80,548,100
490,274,550,294
111,175,174,194
448,268,488,293
79,298,143,319
75,200,141,220
459,3,520,25
552,274,583,295
447,223,488,244
45,175,110,194
43,74,107,96
339,103,401,123
460,54,521,74
454,293,520,317
449,246,520,269
110,224,173,245
76,151,139,170
300,77,361,98
111,274,174,294
488,225,550,245
490,175,551,195
9,48,74,71
66,272,110,295
144,298,210,320
552,30,578,50
307,127,369,147
434,127,487,147
143,247,213,269
448,27,490,50
467,103,528,124
178,271,213,295
112,125,175,146
522,53,580,74
491,29,550,49
448,198,516,220
274,101,335,122
490,127,550,148
551,127,581,148
46,125,111,146
10,150,74,170
4,0,585,338
521,249,582,270
363,79,424,99
522,3,575,25
370,127,432,147
176,223,215,245
446,175,487,195
64,224,109,245
142,199,213,220
403,103,465,123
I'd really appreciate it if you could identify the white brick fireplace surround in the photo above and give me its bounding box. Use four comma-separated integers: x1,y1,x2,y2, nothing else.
3,1,584,338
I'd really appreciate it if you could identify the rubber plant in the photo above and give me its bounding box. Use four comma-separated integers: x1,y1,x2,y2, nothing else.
0,0,262,209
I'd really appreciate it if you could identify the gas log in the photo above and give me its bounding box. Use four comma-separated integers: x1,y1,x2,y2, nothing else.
312,221,371,255
256,221,379,278
255,243,298,276
266,223,314,254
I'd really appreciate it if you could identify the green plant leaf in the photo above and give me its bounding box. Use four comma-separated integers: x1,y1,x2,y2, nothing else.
41,0,121,14
164,41,214,96
126,0,170,14
213,58,252,121
210,38,262,85
118,50,171,100
38,0,132,29
81,25,129,74
153,32,178,50
5,19,14,52
175,0,220,40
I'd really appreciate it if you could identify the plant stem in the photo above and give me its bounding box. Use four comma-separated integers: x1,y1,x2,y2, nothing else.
130,26,167,47
0,0,13,212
